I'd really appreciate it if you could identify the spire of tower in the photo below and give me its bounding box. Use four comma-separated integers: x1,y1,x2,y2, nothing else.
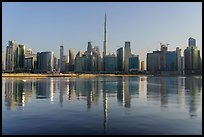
103,12,108,57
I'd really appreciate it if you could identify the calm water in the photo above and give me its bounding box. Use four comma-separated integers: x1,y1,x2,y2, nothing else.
2,76,202,135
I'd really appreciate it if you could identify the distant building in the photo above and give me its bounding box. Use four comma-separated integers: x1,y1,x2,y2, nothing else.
60,44,64,72
129,55,140,72
103,54,117,72
147,43,183,75
92,46,102,72
75,43,102,73
141,61,145,71
15,44,26,71
160,44,168,71
69,48,75,71
75,50,83,72
25,48,33,57
184,38,201,75
36,51,54,73
87,42,92,55
81,55,88,71
188,37,196,47
6,40,18,72
165,51,177,71
147,51,160,74
25,54,37,72
124,41,131,73
117,47,124,72
53,55,58,72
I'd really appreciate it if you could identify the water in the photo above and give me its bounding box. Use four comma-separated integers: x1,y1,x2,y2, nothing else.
2,76,202,135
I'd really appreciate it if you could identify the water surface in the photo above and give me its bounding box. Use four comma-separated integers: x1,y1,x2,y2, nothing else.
2,76,202,135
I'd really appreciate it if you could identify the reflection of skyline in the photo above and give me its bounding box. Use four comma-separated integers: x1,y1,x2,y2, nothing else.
4,79,36,110
184,77,202,118
3,76,202,118
36,79,51,99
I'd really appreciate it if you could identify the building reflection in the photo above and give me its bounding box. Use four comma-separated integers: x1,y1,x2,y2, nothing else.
3,76,202,126
146,77,169,109
103,87,108,134
139,76,147,100
50,78,54,104
74,78,102,110
4,78,36,110
68,78,75,101
58,78,68,107
184,76,202,118
117,77,124,106
36,79,51,99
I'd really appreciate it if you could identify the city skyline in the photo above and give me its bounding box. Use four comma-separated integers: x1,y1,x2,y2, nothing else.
2,2,202,62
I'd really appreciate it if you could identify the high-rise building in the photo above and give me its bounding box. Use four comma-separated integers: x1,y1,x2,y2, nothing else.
165,51,177,71
160,44,168,71
147,51,161,74
188,37,196,47
103,54,117,72
103,13,108,56
87,42,92,55
184,38,201,74
92,46,102,72
117,47,124,72
129,55,140,72
53,55,58,72
25,54,37,72
15,44,26,71
124,41,131,73
25,48,33,57
6,40,18,72
75,50,83,72
69,48,75,71
60,44,64,72
36,51,54,73
141,61,145,71
176,47,182,74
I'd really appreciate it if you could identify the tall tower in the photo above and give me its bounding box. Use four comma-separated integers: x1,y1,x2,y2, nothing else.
60,44,64,72
103,13,108,57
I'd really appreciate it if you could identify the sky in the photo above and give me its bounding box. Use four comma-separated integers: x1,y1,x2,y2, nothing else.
2,2,202,64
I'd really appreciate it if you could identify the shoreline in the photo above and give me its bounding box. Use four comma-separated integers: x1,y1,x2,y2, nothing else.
2,73,147,78
2,73,201,78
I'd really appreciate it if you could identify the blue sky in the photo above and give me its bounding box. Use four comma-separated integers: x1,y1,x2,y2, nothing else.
2,2,202,62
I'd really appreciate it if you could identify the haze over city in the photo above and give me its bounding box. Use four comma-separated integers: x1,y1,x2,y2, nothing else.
2,2,202,63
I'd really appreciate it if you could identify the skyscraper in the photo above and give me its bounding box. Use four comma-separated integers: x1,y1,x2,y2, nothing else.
141,61,145,71
6,40,18,72
103,13,108,57
75,50,83,72
60,44,64,72
36,51,54,73
124,41,131,73
117,47,124,72
129,55,140,72
103,54,117,72
188,37,196,47
87,41,92,55
184,38,201,74
69,48,75,71
15,44,25,71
